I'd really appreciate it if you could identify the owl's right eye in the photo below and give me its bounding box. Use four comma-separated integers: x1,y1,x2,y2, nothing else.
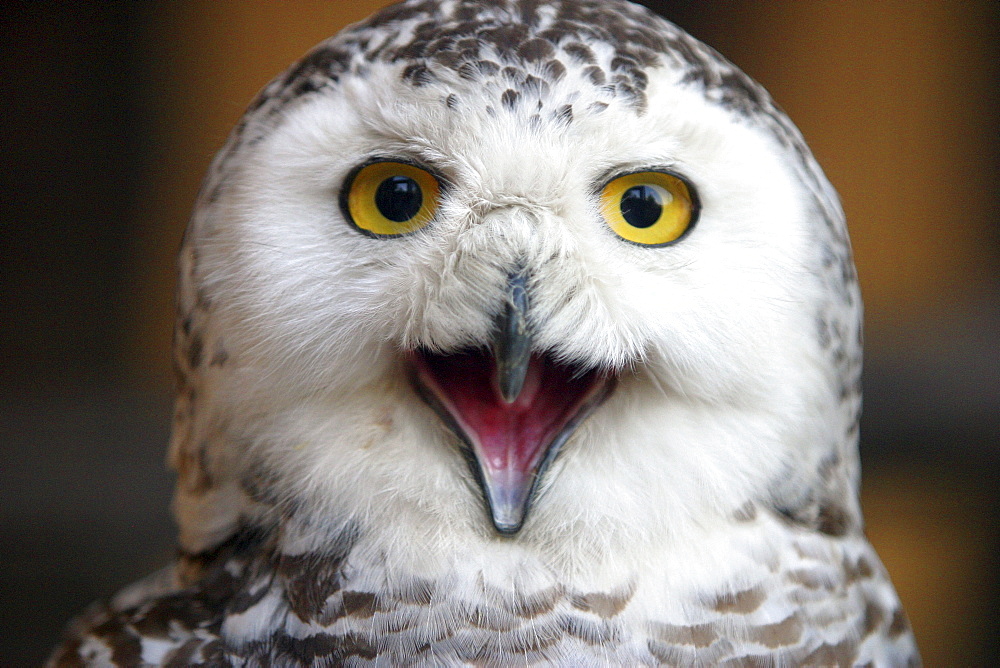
341,161,441,237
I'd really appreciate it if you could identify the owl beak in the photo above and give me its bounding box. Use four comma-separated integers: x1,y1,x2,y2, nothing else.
494,269,532,403
410,271,613,536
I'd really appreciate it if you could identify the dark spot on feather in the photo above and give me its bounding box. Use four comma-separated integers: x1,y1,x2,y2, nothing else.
817,500,851,537
649,621,718,647
563,42,596,63
480,23,530,56
476,59,500,77
541,58,566,81
501,88,520,109
457,62,480,80
291,78,325,97
583,64,606,85
342,590,382,617
277,532,357,623
787,567,832,591
710,586,766,615
888,607,911,637
520,74,549,96
517,37,554,62
746,614,804,648
570,587,633,618
843,553,876,584
862,600,886,636
163,639,202,667
99,621,144,665
401,62,434,86
431,49,463,68
227,575,272,616
272,632,377,662
555,103,573,124
801,639,858,666
610,55,638,72
501,65,522,81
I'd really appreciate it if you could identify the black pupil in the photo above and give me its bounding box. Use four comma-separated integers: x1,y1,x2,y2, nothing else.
620,185,663,228
375,175,423,222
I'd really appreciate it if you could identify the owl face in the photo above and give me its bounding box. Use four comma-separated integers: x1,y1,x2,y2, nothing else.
186,0,854,556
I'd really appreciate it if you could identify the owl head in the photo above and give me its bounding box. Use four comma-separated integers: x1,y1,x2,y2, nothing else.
169,0,862,569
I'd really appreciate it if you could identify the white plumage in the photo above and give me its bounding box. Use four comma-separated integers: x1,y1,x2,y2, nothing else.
52,1,919,665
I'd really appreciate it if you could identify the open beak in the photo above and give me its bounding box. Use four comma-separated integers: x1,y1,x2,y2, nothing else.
410,270,614,534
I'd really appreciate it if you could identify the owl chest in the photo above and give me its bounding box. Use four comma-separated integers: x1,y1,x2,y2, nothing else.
215,558,648,664
209,535,905,666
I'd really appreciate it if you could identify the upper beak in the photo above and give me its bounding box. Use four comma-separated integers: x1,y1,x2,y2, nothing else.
493,268,532,403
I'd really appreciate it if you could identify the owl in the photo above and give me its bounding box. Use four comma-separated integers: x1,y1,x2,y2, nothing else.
51,0,919,665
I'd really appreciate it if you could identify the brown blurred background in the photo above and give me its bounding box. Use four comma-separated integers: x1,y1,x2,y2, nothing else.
2,1,998,664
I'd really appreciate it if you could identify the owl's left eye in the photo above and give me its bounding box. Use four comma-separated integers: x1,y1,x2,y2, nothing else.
341,161,441,237
599,170,698,246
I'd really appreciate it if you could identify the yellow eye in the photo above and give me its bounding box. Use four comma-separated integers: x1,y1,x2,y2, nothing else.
341,161,441,237
600,171,698,246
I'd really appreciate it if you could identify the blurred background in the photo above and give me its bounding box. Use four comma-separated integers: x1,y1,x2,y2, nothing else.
2,1,997,664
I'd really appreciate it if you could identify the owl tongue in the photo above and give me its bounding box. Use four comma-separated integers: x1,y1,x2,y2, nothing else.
412,349,610,534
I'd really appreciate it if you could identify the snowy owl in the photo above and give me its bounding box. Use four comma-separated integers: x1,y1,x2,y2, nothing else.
52,0,919,665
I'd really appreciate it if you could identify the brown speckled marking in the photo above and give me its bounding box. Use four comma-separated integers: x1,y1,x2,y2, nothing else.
787,567,835,591
843,553,876,584
650,621,718,648
888,607,912,638
799,639,857,666
342,590,382,618
862,600,886,636
710,586,766,615
569,585,634,618
277,534,357,624
771,489,860,539
747,614,804,648
92,615,144,665
816,500,851,537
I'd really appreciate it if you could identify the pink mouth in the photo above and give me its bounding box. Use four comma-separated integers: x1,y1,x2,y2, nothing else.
411,348,613,533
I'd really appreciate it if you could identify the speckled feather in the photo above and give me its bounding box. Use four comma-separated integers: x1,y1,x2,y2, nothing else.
52,520,913,665
52,0,918,665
